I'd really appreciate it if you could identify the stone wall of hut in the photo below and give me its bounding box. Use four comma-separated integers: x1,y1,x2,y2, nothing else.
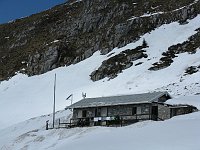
156,104,171,120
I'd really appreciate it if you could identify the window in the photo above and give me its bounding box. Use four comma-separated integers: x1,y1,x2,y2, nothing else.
132,107,137,115
95,108,101,117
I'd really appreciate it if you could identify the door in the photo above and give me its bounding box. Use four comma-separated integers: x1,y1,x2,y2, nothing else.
151,106,158,121
82,110,87,118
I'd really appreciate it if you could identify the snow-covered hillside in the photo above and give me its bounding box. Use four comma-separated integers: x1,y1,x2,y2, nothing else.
0,96,199,150
0,15,200,130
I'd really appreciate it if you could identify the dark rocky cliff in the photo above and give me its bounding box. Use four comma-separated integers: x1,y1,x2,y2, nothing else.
0,0,200,81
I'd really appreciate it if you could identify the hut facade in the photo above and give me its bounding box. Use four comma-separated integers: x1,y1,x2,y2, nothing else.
67,92,197,127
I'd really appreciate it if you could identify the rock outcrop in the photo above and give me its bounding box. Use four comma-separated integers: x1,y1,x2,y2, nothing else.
149,28,200,71
0,0,200,80
90,44,148,81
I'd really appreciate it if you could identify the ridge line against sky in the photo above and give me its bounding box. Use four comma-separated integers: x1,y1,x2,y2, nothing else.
0,0,66,24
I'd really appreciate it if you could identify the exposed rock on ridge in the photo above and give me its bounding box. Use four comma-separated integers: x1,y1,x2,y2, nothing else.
90,43,148,81
0,0,200,81
149,28,200,71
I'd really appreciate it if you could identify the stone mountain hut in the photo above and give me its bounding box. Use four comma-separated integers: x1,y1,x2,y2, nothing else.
66,92,197,127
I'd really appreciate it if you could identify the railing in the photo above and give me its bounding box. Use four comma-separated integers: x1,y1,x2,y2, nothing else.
45,114,164,129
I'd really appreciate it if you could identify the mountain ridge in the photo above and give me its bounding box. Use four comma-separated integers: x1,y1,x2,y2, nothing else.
0,0,200,81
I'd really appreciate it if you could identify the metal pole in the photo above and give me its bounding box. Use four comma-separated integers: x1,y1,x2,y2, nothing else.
71,94,73,105
53,74,56,128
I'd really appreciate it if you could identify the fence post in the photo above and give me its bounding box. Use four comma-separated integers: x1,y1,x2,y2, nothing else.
70,119,71,128
58,119,60,128
120,117,122,127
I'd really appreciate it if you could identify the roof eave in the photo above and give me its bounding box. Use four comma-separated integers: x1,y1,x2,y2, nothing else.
67,101,152,109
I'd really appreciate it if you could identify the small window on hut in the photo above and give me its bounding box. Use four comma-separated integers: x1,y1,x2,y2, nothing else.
132,107,137,115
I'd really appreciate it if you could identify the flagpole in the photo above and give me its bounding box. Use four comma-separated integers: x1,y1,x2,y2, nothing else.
53,73,56,128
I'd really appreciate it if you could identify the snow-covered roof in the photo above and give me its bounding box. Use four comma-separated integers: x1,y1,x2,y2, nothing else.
67,91,170,109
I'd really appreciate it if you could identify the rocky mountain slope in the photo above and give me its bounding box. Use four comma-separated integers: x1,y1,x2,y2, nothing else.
0,0,200,81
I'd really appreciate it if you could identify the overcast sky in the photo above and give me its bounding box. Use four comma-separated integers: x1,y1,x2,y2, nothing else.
0,0,65,24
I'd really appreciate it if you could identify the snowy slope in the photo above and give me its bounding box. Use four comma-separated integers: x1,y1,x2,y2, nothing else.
0,96,199,150
0,15,200,130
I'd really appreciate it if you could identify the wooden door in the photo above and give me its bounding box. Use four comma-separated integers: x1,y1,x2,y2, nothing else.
152,106,158,121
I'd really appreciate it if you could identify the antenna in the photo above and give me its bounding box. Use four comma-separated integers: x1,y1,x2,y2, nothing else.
66,94,73,105
82,92,86,99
